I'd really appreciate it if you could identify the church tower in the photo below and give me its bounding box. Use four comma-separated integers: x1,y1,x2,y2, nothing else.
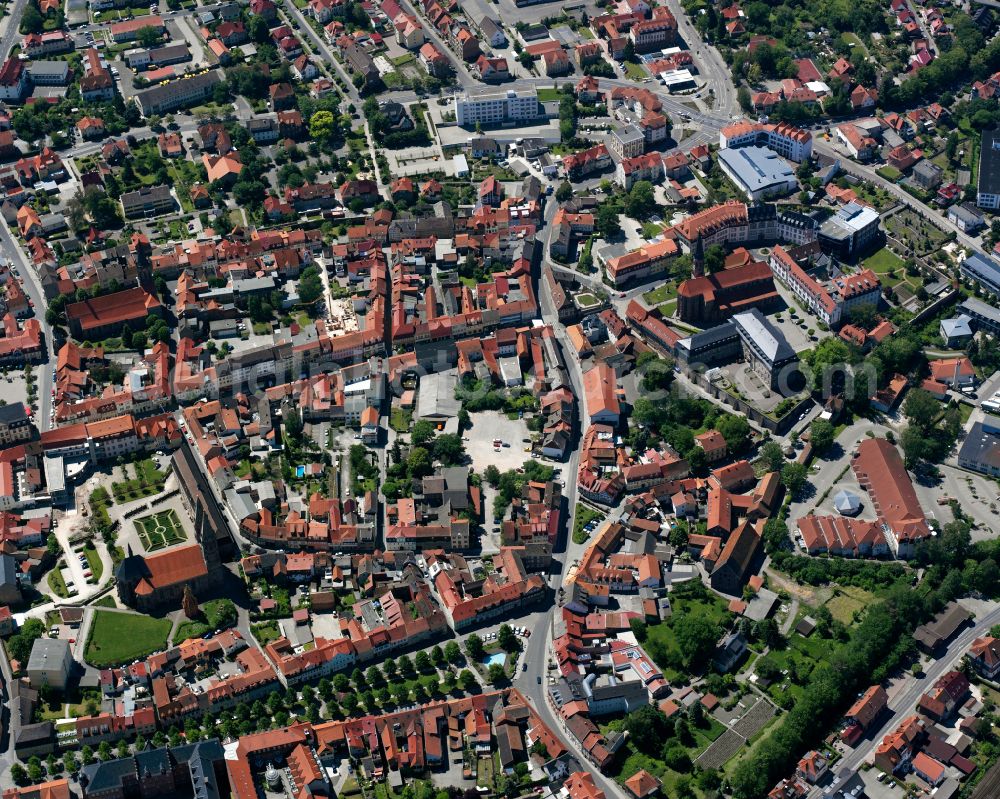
692,233,705,278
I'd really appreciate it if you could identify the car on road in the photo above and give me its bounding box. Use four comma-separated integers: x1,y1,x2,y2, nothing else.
536,676,541,683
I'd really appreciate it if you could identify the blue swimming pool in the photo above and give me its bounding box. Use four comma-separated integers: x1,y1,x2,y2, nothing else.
483,653,507,668
295,465,306,478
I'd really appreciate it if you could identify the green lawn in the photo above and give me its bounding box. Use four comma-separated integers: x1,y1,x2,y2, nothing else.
251,620,280,644
83,543,103,583
863,248,906,287
134,509,186,552
93,595,117,609
536,88,562,102
47,567,68,599
841,32,869,56
658,300,678,317
823,586,875,625
624,60,648,80
89,487,113,531
643,283,677,306
875,165,901,182
111,458,166,504
573,504,603,544
85,611,171,667
390,407,413,433
175,599,238,642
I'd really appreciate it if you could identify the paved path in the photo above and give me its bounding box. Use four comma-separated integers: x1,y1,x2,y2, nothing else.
779,598,800,636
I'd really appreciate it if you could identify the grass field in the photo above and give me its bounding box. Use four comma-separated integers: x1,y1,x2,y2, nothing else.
175,599,237,642
85,611,171,667
251,620,281,644
47,567,68,599
643,282,677,306
884,208,949,257
390,407,413,433
823,586,875,625
658,300,678,317
875,165,901,182
863,247,911,288
536,88,562,102
135,509,186,552
624,60,647,80
93,595,117,609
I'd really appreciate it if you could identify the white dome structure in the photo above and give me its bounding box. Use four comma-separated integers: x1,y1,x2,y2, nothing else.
834,490,862,517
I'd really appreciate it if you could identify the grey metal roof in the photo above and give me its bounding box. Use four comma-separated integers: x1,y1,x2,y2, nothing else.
940,315,973,338
27,60,69,76
732,308,795,365
834,489,861,515
958,421,1000,472
959,295,1000,324
717,146,796,194
979,131,1000,196
0,553,17,587
613,125,645,146
962,252,1000,288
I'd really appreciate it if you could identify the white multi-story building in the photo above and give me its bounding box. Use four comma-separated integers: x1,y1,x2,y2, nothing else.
769,245,881,327
719,120,813,162
455,89,539,128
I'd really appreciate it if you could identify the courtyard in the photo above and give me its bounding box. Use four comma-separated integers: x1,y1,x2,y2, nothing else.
134,509,187,553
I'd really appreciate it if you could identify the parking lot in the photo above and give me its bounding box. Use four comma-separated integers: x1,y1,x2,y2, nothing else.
464,411,533,475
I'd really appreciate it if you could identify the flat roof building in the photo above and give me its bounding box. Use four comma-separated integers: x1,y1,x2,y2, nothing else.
978,129,1000,211
717,146,798,201
27,60,70,85
957,415,1000,477
818,201,881,259
121,184,175,219
26,638,72,690
958,295,1000,334
455,88,539,128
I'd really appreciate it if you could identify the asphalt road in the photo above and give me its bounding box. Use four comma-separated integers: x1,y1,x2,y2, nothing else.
281,2,360,103
504,198,635,799
813,139,983,253
828,603,1000,792
0,222,54,432
0,0,29,62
